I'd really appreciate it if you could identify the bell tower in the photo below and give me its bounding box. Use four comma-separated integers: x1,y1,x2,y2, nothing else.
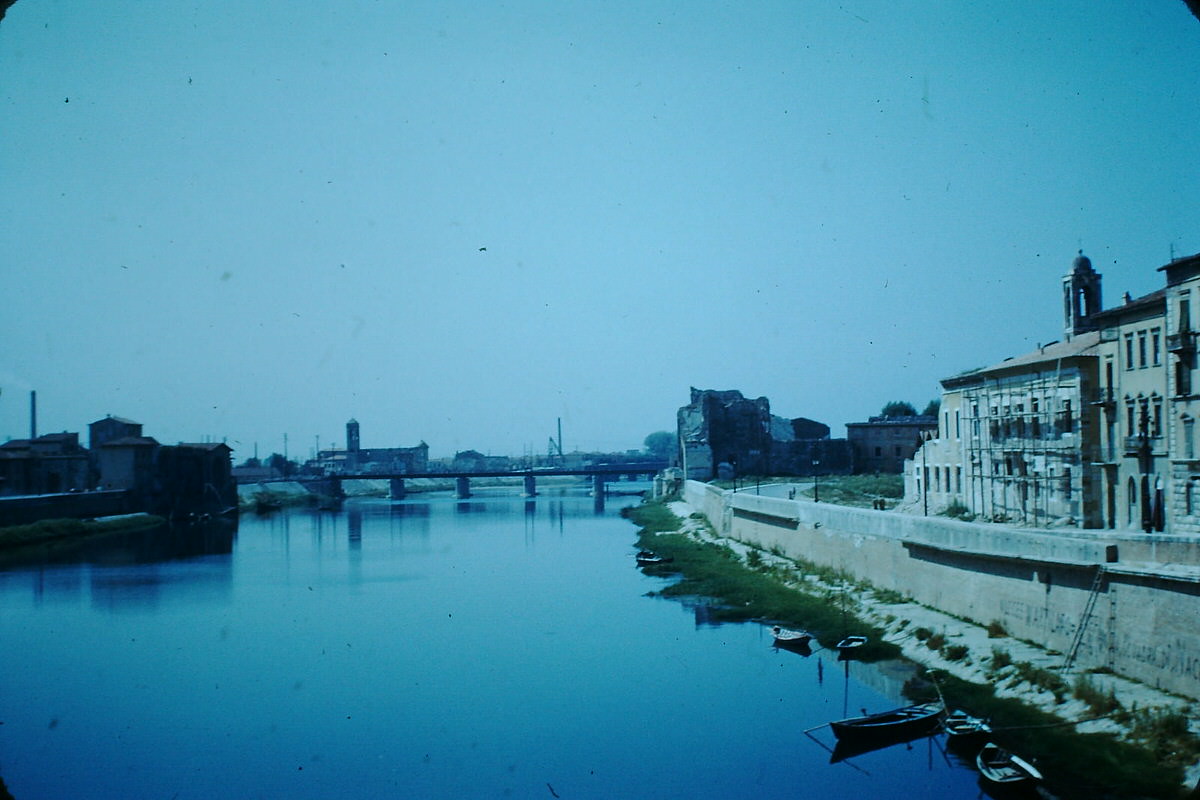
346,419,360,453
1063,250,1102,340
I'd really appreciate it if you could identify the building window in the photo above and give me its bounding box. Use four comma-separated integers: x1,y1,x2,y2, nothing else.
955,410,960,439
1187,480,1195,516
1064,467,1072,500
1182,295,1192,332
1128,477,1137,527
1152,328,1161,365
1125,333,1134,369
874,446,882,457
1138,331,1148,368
1152,397,1163,437
894,446,901,456
1186,417,1196,460
1126,399,1135,435
955,466,962,493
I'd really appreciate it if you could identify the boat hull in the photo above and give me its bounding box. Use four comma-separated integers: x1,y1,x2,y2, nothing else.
830,703,946,744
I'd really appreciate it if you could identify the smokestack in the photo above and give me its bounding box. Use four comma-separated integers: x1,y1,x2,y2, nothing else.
30,390,36,439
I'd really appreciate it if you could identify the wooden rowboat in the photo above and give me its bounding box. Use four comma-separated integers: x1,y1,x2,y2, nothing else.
976,741,1043,786
830,702,946,745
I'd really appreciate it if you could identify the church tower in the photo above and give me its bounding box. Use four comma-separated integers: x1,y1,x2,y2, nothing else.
346,419,360,453
1063,251,1102,340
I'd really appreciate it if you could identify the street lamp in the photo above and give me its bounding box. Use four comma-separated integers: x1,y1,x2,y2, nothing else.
812,454,821,502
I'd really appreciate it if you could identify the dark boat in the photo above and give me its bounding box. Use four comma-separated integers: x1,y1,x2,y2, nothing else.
771,625,813,648
835,635,867,658
943,709,991,740
636,550,673,566
977,742,1042,787
830,702,946,744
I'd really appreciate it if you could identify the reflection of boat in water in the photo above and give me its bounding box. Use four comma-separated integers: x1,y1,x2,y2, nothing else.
635,550,673,566
829,726,937,763
771,625,813,653
977,742,1042,788
830,702,946,745
942,709,991,741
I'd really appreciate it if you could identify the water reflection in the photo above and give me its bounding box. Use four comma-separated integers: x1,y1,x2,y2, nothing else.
0,495,986,800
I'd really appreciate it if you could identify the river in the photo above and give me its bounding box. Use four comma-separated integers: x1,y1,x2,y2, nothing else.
0,488,988,799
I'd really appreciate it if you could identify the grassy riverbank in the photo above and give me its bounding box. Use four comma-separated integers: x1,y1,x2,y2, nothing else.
0,514,165,550
624,498,1199,800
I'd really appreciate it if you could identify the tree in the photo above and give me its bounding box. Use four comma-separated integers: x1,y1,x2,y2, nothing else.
267,452,298,477
922,398,941,417
880,401,918,418
644,431,677,459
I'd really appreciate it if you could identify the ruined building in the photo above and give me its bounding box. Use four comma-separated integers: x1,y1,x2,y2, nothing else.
677,388,852,481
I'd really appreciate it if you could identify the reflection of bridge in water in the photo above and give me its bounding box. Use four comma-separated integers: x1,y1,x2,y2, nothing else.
265,462,668,502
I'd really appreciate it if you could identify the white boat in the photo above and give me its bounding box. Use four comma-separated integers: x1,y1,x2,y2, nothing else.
771,626,813,649
976,741,1043,786
835,635,868,651
943,709,992,739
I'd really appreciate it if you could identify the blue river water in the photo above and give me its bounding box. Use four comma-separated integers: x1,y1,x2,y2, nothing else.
0,490,988,799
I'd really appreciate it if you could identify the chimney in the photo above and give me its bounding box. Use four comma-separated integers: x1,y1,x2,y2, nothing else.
30,390,37,439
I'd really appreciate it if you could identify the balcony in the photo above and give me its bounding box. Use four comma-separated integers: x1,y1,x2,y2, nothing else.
1168,330,1196,355
1090,388,1115,409
1123,435,1164,456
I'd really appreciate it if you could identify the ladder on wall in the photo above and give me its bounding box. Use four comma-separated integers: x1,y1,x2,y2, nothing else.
1063,564,1106,672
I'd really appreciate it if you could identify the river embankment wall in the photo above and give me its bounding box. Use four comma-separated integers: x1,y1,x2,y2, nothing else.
682,480,1200,700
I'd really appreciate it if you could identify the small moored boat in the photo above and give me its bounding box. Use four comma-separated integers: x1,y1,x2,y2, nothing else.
830,702,946,744
943,709,991,739
635,550,673,566
976,742,1042,786
771,626,813,649
835,635,868,651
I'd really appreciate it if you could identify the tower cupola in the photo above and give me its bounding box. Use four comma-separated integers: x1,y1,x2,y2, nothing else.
1063,250,1102,339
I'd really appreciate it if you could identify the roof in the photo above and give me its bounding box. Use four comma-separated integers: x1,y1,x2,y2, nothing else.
1089,288,1166,325
36,432,78,442
846,416,938,428
174,442,233,452
942,330,1102,387
91,415,140,426
100,436,159,447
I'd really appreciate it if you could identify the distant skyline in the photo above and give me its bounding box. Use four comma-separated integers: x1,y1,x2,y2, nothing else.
2,1,1197,460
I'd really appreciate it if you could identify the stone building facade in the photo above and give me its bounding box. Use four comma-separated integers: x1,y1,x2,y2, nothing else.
846,415,938,473
677,388,852,481
907,251,1200,532
1162,253,1200,535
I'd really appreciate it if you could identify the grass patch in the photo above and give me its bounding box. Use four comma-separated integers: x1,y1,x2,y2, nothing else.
943,644,969,661
872,587,907,604
988,647,1013,672
1012,661,1069,701
914,627,933,641
0,514,165,549
1117,707,1200,768
986,619,1008,638
925,670,1190,800
1073,675,1122,716
939,498,973,520
625,501,900,661
801,474,905,507
926,632,946,651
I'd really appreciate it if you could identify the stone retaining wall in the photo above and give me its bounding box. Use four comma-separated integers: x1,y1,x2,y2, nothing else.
682,480,1200,699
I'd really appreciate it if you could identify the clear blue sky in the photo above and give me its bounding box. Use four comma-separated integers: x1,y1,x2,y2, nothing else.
1,1,1197,460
